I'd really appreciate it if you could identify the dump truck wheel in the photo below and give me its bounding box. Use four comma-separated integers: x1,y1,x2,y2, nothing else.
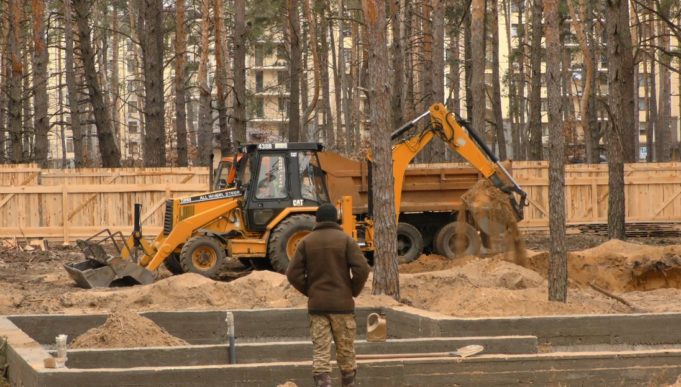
179,236,226,278
164,253,184,275
268,214,315,273
397,223,424,264
434,222,481,258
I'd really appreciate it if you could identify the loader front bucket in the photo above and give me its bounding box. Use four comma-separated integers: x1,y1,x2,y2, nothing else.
64,256,155,288
65,229,155,288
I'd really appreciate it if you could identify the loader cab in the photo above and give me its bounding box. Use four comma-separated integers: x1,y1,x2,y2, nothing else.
238,143,329,232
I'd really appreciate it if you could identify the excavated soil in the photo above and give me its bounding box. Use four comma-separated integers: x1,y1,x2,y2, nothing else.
5,235,681,318
461,180,526,266
70,311,188,348
520,239,681,293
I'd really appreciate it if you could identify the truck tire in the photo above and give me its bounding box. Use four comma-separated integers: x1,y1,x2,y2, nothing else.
268,214,315,273
179,236,227,279
164,253,184,275
397,223,424,264
434,222,481,258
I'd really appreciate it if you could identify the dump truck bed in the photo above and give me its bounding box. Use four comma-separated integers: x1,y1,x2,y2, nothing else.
318,152,509,214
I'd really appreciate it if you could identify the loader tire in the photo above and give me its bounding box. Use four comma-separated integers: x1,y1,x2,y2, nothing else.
397,223,424,264
268,214,315,273
179,236,227,279
434,222,481,259
164,253,184,275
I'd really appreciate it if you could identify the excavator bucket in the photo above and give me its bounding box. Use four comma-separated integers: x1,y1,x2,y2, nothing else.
64,230,155,288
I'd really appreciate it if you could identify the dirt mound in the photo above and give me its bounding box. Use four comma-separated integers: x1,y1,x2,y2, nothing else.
523,239,681,292
70,311,188,348
397,257,629,317
399,254,478,274
461,180,526,266
59,271,308,312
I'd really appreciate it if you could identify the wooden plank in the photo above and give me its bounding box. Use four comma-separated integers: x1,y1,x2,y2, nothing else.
61,185,69,244
66,174,121,221
0,172,39,209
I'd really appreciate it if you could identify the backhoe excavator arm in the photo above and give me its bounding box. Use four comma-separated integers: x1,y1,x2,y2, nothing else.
390,103,527,220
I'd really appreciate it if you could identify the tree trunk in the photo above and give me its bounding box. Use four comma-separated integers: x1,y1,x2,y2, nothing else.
232,0,246,146
587,0,600,162
328,7,343,152
8,0,23,163
63,0,84,167
302,0,320,133
22,33,32,162
463,9,473,119
57,34,66,167
140,0,166,167
214,0,231,155
73,0,121,167
31,0,48,167
567,0,594,163
111,7,122,158
605,0,626,240
362,0,399,300
470,0,486,140
655,3,672,162
319,5,334,148
197,0,212,166
527,0,543,160
619,0,636,163
175,0,188,166
643,55,654,162
430,0,445,162
490,0,507,160
286,0,301,142
390,0,403,130
544,0,566,302
0,4,7,164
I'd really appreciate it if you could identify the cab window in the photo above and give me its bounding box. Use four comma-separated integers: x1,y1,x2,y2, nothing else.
255,155,287,199
299,151,329,203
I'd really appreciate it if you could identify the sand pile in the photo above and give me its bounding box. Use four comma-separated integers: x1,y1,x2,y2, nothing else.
399,254,478,273
58,270,398,313
397,257,629,317
522,239,681,292
59,271,308,312
70,311,188,348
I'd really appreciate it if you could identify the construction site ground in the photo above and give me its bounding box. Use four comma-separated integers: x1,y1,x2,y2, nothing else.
5,232,681,385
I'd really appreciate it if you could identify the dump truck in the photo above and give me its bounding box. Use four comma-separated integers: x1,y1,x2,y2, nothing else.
65,103,526,288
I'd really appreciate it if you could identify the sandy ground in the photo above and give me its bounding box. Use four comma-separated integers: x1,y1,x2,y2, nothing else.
3,233,681,319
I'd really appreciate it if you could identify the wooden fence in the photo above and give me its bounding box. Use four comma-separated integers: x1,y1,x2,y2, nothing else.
2,162,681,241
513,161,681,229
0,164,209,242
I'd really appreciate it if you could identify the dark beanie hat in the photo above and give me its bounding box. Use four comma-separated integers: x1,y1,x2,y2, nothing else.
316,203,338,223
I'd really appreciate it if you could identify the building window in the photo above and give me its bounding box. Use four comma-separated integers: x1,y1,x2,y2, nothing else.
638,98,648,111
255,98,264,118
276,46,287,62
66,138,74,153
511,0,524,13
342,24,352,37
277,71,287,87
127,80,135,93
540,98,548,112
129,142,139,155
255,45,264,67
255,71,264,92
128,101,138,115
511,24,519,38
278,97,288,112
127,59,135,73
129,121,139,133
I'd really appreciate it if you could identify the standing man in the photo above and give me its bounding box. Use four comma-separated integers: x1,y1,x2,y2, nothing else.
286,203,370,387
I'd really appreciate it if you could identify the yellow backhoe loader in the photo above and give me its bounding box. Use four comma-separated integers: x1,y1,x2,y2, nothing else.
65,103,527,288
